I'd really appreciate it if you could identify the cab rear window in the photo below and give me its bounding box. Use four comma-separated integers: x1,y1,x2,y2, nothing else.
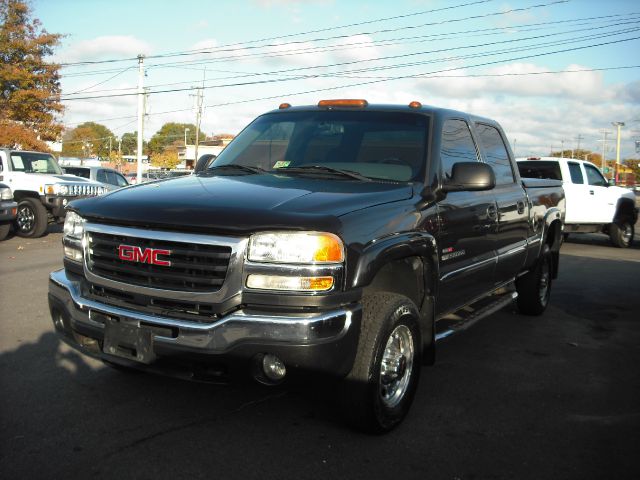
517,161,562,180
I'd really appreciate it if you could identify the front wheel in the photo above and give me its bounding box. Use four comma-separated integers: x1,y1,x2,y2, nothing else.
516,244,553,315
609,221,634,248
0,223,10,241
15,198,48,238
342,293,422,433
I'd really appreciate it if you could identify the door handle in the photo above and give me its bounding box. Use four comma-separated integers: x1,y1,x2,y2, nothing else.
517,201,525,214
487,205,497,219
589,190,594,195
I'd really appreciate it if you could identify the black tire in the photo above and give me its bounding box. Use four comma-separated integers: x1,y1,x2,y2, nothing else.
516,244,553,316
609,221,634,248
0,223,10,241
15,198,48,238
342,293,422,433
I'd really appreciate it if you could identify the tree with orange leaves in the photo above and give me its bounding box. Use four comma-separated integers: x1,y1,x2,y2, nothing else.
0,0,64,150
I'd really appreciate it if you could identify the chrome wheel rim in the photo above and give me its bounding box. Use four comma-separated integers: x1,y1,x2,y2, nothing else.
622,224,633,244
379,324,414,408
539,258,551,305
16,205,35,233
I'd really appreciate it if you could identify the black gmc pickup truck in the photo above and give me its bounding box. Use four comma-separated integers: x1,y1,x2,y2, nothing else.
49,100,564,432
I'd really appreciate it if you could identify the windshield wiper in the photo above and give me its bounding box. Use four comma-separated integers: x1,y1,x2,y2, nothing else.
204,164,266,175
279,165,371,181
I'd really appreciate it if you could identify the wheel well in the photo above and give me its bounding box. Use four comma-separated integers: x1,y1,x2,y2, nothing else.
362,256,424,309
545,220,562,279
12,190,41,202
614,198,637,224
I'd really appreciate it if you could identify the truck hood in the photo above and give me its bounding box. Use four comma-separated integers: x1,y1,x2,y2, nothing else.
14,172,101,186
70,173,414,234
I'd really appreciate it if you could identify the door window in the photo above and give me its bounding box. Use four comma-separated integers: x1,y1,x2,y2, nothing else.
567,162,584,184
440,119,478,179
97,169,108,183
475,124,515,185
584,163,607,186
112,172,128,187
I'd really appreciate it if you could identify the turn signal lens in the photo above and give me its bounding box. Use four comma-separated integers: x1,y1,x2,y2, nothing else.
279,103,291,109
248,232,344,264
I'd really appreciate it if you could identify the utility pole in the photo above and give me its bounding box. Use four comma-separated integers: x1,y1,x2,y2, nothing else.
117,136,122,171
599,129,611,176
191,69,206,168
136,54,145,182
560,139,565,157
612,121,625,183
575,134,584,157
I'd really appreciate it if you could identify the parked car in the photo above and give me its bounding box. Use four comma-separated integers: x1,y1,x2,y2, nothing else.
125,171,161,185
0,182,17,241
64,166,129,191
0,149,108,237
517,157,638,247
49,100,565,432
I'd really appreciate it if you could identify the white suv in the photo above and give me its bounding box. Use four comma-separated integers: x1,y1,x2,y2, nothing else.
517,157,638,247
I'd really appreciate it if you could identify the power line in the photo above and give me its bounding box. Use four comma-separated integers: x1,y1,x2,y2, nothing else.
58,0,565,68
61,63,640,131
57,0,495,67
56,25,640,102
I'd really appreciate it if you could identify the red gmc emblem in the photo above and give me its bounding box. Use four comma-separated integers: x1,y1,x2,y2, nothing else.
118,245,172,266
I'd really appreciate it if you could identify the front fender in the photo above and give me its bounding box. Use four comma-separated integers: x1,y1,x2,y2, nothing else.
348,232,438,291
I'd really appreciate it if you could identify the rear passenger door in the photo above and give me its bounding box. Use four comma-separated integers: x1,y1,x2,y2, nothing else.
475,123,528,285
436,119,497,315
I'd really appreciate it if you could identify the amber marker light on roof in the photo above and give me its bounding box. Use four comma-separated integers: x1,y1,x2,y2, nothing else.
409,101,422,108
317,99,368,108
279,103,291,109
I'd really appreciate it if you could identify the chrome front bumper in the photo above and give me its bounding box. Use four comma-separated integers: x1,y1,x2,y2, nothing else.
48,269,362,377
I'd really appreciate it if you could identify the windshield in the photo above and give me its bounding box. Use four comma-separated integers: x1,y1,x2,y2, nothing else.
64,167,90,179
210,110,429,182
10,152,62,175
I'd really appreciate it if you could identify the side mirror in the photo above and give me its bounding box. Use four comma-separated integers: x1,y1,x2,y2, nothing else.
194,154,216,174
608,178,616,186
442,162,495,192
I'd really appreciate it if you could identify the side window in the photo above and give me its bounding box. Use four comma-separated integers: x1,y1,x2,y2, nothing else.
475,123,515,185
584,163,607,187
114,172,128,187
440,119,478,178
567,162,584,184
97,170,108,183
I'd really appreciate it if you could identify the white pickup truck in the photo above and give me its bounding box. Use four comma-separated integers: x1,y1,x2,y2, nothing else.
517,157,638,247
0,149,108,238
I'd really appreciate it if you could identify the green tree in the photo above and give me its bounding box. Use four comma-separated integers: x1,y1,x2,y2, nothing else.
148,122,204,155
120,132,139,155
151,145,181,170
62,122,114,158
626,159,640,183
0,0,64,149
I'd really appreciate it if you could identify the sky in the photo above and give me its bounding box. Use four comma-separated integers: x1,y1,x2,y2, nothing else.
33,0,640,159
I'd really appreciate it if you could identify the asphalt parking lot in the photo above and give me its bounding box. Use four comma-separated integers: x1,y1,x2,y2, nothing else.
1,224,639,480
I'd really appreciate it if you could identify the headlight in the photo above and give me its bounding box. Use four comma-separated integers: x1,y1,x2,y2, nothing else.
44,184,69,195
63,211,85,240
0,187,12,200
248,232,344,264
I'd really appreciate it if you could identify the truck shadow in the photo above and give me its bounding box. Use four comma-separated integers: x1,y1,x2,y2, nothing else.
0,331,366,477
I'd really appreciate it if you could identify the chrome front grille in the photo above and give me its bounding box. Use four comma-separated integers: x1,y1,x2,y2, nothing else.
86,229,233,293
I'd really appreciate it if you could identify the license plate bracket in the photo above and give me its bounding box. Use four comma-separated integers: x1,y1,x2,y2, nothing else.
102,315,156,364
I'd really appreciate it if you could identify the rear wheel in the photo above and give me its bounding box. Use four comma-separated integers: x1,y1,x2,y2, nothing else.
15,198,48,238
342,293,422,433
516,244,552,315
609,221,634,248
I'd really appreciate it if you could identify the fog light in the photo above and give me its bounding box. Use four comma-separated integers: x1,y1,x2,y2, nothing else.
64,245,83,262
263,354,286,381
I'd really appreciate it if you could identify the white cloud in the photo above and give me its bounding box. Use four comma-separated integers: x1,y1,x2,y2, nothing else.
57,36,152,63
